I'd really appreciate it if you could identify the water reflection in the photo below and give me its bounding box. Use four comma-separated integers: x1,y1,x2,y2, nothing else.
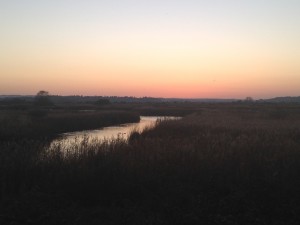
50,116,179,148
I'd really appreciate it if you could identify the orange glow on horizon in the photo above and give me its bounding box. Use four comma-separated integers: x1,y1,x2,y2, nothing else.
1,1,299,98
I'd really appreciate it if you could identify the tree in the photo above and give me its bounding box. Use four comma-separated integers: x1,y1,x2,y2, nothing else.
34,90,53,106
36,90,49,97
245,97,254,103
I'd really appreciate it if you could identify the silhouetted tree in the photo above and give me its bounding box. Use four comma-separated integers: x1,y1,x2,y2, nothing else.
34,90,53,106
245,97,254,103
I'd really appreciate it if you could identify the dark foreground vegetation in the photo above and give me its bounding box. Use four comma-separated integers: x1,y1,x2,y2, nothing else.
1,103,300,224
0,110,140,141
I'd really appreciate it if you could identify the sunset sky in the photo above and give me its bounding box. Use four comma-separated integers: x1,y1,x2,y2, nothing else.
1,0,299,98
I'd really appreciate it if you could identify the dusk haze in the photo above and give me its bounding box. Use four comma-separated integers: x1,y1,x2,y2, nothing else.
1,0,300,98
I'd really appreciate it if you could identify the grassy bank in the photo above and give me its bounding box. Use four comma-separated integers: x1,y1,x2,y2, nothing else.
1,104,300,224
0,110,140,141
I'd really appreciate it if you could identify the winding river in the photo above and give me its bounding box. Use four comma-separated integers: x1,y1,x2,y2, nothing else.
50,116,179,148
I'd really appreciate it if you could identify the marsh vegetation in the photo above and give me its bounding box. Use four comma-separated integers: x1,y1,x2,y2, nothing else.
1,103,300,224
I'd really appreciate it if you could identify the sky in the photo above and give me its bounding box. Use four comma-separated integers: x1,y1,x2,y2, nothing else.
0,0,299,98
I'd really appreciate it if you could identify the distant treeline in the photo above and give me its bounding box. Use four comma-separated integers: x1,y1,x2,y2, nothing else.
0,95,163,104
1,95,300,105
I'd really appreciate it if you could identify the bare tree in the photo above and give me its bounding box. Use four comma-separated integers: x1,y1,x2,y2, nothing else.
245,97,254,103
34,90,53,106
36,90,49,97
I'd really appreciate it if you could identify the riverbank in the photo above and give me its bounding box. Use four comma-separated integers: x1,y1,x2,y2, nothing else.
52,116,178,147
0,110,140,141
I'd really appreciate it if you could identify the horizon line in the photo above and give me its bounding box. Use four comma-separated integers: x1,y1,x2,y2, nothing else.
1,94,300,100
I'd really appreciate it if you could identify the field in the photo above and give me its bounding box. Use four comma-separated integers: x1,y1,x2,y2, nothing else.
1,103,300,224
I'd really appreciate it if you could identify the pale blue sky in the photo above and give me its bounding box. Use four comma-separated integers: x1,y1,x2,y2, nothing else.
2,0,299,54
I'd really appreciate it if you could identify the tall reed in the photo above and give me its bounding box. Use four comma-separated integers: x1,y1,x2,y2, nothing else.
1,104,300,224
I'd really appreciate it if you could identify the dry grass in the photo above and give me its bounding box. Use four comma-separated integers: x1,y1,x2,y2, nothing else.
0,110,140,141
1,104,300,224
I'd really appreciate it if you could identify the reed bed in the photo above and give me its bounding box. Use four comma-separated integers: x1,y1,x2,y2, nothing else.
0,110,140,141
1,104,300,224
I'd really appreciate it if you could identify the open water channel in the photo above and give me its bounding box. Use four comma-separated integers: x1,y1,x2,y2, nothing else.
50,116,179,148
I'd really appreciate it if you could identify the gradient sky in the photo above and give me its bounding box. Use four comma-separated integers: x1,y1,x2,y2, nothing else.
1,0,299,98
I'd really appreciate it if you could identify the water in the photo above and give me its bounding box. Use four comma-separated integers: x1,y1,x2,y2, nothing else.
50,116,179,148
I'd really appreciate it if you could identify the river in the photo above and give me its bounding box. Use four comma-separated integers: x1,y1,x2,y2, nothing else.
50,116,179,148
